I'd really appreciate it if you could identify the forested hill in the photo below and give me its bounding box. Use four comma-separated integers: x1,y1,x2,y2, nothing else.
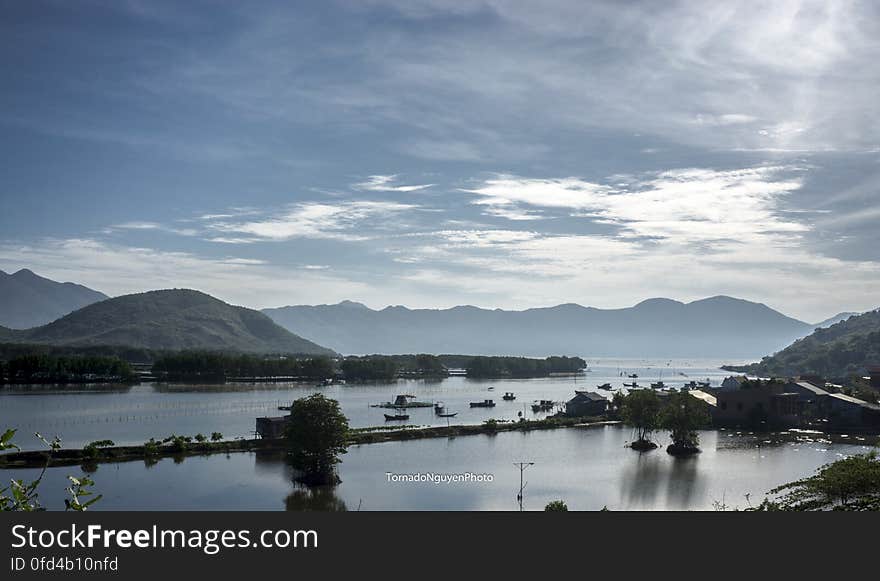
725,309,880,379
4,289,335,355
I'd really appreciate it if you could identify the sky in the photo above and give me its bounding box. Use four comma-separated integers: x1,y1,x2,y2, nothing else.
1,0,879,323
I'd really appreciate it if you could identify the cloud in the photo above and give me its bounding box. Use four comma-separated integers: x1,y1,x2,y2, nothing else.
207,200,418,242
466,166,807,246
106,222,198,237
0,238,373,309
354,174,434,192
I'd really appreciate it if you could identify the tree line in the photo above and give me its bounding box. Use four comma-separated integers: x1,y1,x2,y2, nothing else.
464,355,587,378
0,354,137,384
150,352,335,381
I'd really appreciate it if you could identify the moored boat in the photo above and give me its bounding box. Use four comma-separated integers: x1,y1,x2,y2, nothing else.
502,392,516,400
384,413,410,421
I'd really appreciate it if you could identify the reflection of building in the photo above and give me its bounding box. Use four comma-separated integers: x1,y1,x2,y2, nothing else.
565,391,607,417
256,416,289,439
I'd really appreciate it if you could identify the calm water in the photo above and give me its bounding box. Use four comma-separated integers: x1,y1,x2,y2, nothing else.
6,425,876,511
0,358,733,451
6,358,872,511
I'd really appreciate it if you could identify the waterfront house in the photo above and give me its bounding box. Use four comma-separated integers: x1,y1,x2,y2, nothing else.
787,380,830,402
714,380,824,427
565,391,607,417
819,393,880,429
869,365,880,388
256,416,289,439
719,375,748,391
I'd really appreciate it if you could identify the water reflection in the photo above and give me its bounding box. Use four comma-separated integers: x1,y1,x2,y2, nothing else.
620,451,664,508
665,456,704,509
285,486,348,512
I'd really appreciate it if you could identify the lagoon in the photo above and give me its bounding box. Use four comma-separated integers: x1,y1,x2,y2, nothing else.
4,357,873,511
6,425,874,511
0,358,733,451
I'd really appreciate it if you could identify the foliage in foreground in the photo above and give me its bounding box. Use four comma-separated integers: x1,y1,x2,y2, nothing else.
544,500,569,511
286,394,350,485
755,451,880,511
1,428,101,511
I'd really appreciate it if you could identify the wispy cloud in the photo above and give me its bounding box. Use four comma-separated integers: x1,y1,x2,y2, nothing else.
354,175,434,192
207,200,418,242
106,222,198,237
0,238,372,309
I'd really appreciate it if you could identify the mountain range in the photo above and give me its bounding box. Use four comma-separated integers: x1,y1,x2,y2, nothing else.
727,308,880,379
3,289,334,355
263,296,817,358
0,269,108,329
2,269,866,359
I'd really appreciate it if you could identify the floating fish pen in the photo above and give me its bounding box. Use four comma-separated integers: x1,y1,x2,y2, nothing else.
531,400,555,412
370,394,433,409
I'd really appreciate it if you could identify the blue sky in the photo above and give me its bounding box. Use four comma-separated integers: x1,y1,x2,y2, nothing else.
1,0,879,322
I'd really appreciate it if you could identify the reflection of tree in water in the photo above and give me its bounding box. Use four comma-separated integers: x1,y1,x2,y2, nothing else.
619,451,708,510
665,456,706,509
619,451,664,508
285,486,347,512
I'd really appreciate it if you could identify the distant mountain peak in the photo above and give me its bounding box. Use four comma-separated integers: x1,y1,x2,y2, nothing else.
337,300,370,309
11,288,334,355
0,269,108,329
812,312,861,329
633,297,684,309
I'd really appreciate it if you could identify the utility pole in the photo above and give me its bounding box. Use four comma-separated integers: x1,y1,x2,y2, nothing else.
513,461,534,511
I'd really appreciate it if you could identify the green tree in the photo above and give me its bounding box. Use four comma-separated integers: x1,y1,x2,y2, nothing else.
756,451,880,511
286,394,350,485
660,391,711,455
544,500,569,511
621,390,661,450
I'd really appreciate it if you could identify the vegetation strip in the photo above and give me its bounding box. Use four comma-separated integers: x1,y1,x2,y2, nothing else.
0,418,618,469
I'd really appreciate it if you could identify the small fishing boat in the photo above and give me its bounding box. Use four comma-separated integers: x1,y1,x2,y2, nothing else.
384,413,410,421
487,386,495,391
470,399,496,408
597,383,613,391
502,392,516,401
623,382,639,388
627,374,639,378
651,381,667,389
437,412,458,418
